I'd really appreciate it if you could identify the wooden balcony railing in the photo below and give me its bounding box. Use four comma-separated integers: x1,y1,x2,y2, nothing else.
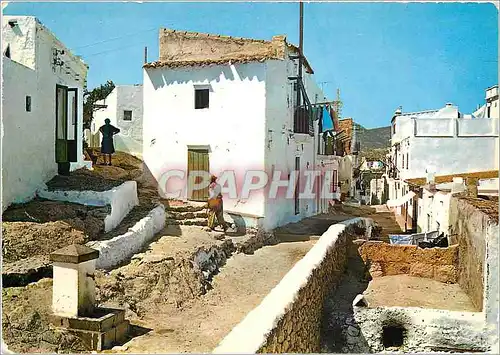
294,106,314,135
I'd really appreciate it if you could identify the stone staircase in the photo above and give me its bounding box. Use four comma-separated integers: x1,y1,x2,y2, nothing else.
165,201,209,227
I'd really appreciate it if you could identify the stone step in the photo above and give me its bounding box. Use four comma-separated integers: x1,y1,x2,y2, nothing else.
274,232,321,243
169,210,208,220
166,218,208,226
165,204,206,213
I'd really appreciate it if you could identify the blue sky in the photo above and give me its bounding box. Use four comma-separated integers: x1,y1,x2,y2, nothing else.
4,2,498,128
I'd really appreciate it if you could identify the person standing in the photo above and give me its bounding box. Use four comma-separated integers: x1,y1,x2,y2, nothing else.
207,175,228,232
99,118,120,166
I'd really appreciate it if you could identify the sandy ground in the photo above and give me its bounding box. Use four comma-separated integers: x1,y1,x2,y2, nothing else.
113,239,316,353
2,199,109,264
2,152,159,285
363,275,477,312
2,223,314,354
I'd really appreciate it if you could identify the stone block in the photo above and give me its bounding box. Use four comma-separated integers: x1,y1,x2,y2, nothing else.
384,262,409,275
69,329,100,351
434,265,458,283
384,245,417,262
433,246,459,265
368,262,384,278
409,262,434,279
415,247,438,264
102,327,117,350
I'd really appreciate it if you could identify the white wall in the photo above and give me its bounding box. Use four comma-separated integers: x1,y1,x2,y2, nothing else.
93,85,143,158
392,101,499,181
262,54,335,230
1,16,88,212
417,189,451,235
143,62,267,217
369,177,384,205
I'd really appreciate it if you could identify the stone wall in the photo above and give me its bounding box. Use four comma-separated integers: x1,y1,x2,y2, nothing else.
449,195,499,349
213,218,372,354
158,29,286,63
449,196,489,310
357,241,459,284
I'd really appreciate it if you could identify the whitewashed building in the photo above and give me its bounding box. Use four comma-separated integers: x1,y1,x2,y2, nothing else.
382,86,499,232
91,85,144,158
142,29,346,230
2,16,90,212
416,174,498,238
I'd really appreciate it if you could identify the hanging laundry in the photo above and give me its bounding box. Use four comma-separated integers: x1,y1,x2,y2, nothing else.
322,106,333,131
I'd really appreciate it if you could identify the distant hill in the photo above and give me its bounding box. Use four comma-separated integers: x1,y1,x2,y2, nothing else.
356,125,391,150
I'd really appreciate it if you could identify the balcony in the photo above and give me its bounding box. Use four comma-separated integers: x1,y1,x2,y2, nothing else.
294,106,314,135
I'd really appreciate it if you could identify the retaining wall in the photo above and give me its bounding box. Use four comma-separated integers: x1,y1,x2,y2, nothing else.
357,241,459,283
213,217,372,354
449,196,499,349
87,205,166,270
37,181,139,232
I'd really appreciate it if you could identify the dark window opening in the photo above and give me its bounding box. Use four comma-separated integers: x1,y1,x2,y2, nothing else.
4,45,10,58
195,88,209,109
382,325,405,348
26,96,31,112
487,106,491,118
123,110,132,121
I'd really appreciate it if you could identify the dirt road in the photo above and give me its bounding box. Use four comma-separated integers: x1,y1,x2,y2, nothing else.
114,240,316,353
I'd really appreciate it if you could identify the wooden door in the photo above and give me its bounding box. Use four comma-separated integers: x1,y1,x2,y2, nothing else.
55,85,78,163
67,88,78,162
295,157,300,215
55,85,68,163
187,149,210,201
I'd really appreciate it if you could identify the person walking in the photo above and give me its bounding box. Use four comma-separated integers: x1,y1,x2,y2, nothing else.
207,175,228,232
99,118,120,165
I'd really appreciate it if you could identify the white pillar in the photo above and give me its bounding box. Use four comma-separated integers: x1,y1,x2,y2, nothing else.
50,244,99,318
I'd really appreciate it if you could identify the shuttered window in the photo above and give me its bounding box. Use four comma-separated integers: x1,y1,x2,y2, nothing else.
195,89,209,109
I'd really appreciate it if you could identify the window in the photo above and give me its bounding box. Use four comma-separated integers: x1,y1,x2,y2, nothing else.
25,96,31,112
195,88,209,109
123,110,132,121
4,45,10,58
332,170,338,193
406,153,409,169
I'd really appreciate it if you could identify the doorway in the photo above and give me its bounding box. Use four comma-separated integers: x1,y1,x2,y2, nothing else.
187,148,210,201
295,156,300,215
55,85,78,175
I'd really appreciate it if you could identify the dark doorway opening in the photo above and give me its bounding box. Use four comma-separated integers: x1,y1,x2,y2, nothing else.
382,325,405,348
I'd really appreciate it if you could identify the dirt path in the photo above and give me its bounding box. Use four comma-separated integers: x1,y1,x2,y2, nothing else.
113,240,316,353
330,204,403,242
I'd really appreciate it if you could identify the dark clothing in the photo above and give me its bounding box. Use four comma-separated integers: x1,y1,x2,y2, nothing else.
99,123,120,154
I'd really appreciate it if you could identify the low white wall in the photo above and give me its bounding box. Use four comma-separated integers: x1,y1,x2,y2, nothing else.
414,118,455,137
87,204,166,270
458,118,498,137
37,181,139,232
213,217,371,353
